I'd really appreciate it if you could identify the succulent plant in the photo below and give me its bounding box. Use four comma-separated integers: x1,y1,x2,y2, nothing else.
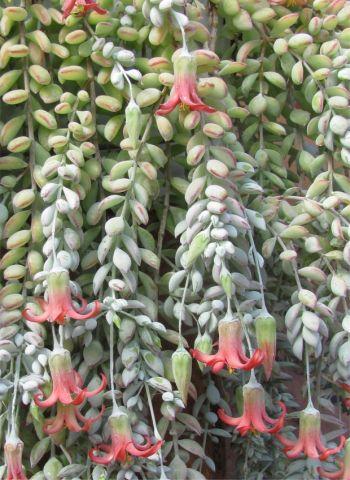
1,0,350,479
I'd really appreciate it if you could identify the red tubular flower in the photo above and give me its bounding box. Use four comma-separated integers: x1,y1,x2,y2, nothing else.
62,0,107,18
319,438,350,479
4,436,27,480
44,402,105,435
23,268,101,325
35,348,106,408
218,376,286,435
276,406,345,460
191,316,264,373
156,50,215,116
89,409,163,465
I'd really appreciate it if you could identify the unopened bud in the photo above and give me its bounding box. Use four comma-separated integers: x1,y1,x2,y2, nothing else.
172,347,192,405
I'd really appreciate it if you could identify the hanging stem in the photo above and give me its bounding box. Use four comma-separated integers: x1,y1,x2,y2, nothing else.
8,353,21,438
109,319,117,411
172,11,188,53
59,325,64,347
178,275,190,346
232,295,253,356
52,325,60,350
247,227,267,312
305,347,314,408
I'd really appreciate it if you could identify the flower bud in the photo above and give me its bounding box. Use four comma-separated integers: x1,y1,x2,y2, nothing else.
255,314,276,380
172,347,192,405
125,99,142,148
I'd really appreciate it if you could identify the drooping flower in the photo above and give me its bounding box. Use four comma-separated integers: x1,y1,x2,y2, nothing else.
255,313,276,380
62,0,107,19
23,268,101,325
4,435,27,480
218,374,286,435
156,49,215,116
191,314,264,373
89,408,163,465
35,348,106,408
44,402,105,435
276,406,345,460
319,438,350,479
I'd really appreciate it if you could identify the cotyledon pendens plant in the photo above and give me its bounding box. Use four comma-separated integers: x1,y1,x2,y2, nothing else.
1,0,350,479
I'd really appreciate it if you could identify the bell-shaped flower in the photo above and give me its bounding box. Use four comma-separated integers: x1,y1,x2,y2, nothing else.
23,268,101,325
276,405,345,460
44,402,105,435
35,348,106,408
156,49,215,116
218,374,286,435
89,408,163,465
4,435,27,480
62,0,107,18
191,313,264,373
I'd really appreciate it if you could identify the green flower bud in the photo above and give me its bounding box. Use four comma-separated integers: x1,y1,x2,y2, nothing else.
125,99,142,148
172,347,192,405
255,314,276,380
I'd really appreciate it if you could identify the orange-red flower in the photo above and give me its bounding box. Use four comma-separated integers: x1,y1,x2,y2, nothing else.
44,402,105,435
4,436,27,480
156,50,215,116
23,268,101,325
276,406,345,460
319,438,350,479
191,316,264,373
89,409,163,465
35,348,106,408
62,0,107,18
218,377,286,435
